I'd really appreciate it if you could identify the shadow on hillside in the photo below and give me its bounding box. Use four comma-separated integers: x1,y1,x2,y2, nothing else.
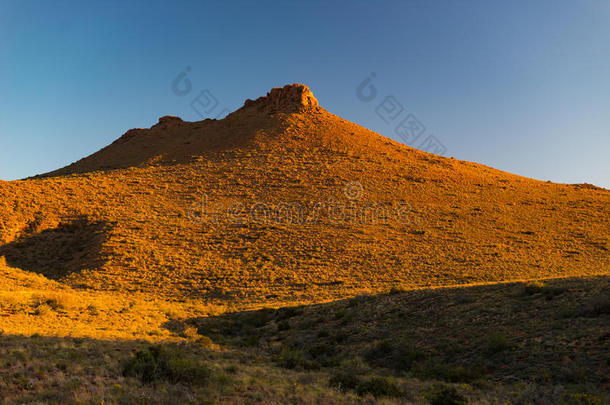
0,329,606,404
182,276,610,386
0,218,107,280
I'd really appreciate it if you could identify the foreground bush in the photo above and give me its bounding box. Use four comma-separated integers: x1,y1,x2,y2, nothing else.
424,384,468,405
329,372,404,398
122,345,210,385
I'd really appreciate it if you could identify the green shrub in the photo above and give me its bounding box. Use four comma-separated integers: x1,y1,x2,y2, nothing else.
356,376,404,398
485,332,513,354
424,384,468,405
275,347,319,370
122,345,210,385
308,343,334,359
308,343,339,367
329,372,362,392
330,373,404,398
396,347,427,372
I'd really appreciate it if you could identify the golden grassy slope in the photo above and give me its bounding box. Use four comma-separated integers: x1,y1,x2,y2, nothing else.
0,275,606,404
0,84,608,307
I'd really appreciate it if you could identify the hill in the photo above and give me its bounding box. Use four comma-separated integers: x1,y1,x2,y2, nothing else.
0,83,608,306
0,84,608,403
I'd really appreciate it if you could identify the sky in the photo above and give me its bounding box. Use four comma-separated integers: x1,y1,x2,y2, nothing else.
1,0,609,188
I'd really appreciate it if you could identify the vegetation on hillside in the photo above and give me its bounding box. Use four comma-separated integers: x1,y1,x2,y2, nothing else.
0,85,607,403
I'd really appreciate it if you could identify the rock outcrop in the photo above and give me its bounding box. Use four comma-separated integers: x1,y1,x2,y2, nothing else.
241,83,319,113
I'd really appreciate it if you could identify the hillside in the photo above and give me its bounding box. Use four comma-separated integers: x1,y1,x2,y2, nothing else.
0,273,606,404
0,84,608,306
0,84,608,404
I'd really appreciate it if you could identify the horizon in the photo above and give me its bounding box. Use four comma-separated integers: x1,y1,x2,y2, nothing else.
1,0,609,188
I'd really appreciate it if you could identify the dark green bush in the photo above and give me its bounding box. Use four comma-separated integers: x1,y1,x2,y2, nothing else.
329,373,404,398
485,332,513,354
308,343,339,367
275,347,319,370
356,376,404,398
329,372,362,392
424,384,468,405
122,345,210,385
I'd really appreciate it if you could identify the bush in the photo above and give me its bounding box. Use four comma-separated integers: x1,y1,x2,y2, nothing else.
329,373,404,398
308,343,334,357
275,347,319,370
329,372,362,392
308,343,337,366
122,345,210,385
356,376,404,398
485,332,513,354
424,384,468,405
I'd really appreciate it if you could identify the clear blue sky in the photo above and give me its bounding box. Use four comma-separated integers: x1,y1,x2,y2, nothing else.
1,0,609,188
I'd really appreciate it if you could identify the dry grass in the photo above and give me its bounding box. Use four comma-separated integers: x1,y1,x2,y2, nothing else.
0,276,605,404
0,102,607,306
0,86,608,403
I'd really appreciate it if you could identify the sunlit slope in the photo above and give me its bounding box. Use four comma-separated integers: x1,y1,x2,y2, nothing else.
0,84,608,304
